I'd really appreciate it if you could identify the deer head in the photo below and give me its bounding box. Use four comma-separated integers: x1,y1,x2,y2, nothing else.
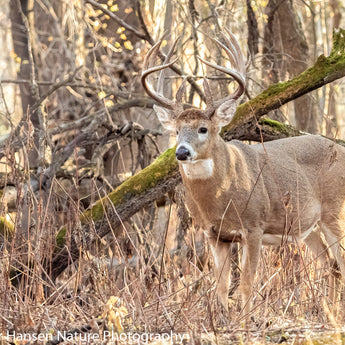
141,28,246,164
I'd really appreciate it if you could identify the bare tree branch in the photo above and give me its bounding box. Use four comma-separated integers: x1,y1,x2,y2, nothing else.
85,0,206,102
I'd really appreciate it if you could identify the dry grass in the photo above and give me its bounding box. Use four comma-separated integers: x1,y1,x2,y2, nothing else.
1,181,345,345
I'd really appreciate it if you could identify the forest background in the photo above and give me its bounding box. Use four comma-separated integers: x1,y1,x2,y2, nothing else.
0,0,345,343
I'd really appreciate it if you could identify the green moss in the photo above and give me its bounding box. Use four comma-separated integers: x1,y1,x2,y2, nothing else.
0,216,14,239
331,28,345,58
55,226,67,249
259,118,293,136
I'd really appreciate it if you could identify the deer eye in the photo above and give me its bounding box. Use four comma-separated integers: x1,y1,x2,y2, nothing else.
198,127,208,134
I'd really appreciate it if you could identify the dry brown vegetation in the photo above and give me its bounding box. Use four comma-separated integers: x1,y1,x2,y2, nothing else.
1,0,345,344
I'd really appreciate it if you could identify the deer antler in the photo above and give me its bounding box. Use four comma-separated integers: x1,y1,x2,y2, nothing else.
141,34,185,115
198,28,246,112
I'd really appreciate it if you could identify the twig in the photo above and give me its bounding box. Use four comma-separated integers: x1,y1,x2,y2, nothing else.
0,97,156,161
188,0,200,104
32,66,83,111
134,0,154,45
0,79,124,93
86,0,205,102
85,0,146,39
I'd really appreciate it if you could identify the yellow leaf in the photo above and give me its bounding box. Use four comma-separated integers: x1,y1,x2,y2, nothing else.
98,91,106,99
114,313,124,333
110,4,119,11
102,296,128,334
114,41,121,48
117,27,125,34
48,36,54,42
105,99,114,107
101,37,108,47
120,33,127,40
93,19,101,31
123,41,133,50
107,0,113,5
125,8,133,14
260,0,269,7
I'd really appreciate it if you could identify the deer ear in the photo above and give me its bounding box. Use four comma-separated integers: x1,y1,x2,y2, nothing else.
153,105,175,131
214,99,237,127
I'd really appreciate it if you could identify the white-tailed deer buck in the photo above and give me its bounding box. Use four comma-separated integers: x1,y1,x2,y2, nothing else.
141,28,345,317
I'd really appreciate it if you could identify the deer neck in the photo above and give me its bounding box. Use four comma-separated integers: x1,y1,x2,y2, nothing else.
180,159,215,180
179,139,258,196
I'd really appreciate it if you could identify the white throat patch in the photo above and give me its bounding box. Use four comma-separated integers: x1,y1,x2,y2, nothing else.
181,159,214,179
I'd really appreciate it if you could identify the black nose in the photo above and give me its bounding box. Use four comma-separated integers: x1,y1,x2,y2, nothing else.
176,146,191,161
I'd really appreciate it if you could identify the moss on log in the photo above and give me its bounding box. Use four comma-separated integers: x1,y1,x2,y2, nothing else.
221,29,345,137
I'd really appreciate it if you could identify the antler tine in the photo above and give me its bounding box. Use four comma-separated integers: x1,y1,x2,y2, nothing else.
141,34,178,110
214,36,238,69
197,28,246,108
197,55,245,101
212,32,245,76
142,33,166,71
223,28,245,73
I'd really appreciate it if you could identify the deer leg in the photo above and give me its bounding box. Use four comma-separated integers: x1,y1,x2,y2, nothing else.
239,232,262,318
304,228,332,266
319,223,345,309
304,228,340,278
321,224,345,278
208,238,232,311
304,228,338,303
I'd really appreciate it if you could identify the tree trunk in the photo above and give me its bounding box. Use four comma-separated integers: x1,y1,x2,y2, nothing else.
0,0,22,132
262,0,285,122
9,0,47,170
9,0,36,122
246,0,259,63
277,0,318,133
326,0,342,137
262,0,318,132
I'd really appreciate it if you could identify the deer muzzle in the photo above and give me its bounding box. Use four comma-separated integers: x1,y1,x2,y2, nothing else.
175,145,191,161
